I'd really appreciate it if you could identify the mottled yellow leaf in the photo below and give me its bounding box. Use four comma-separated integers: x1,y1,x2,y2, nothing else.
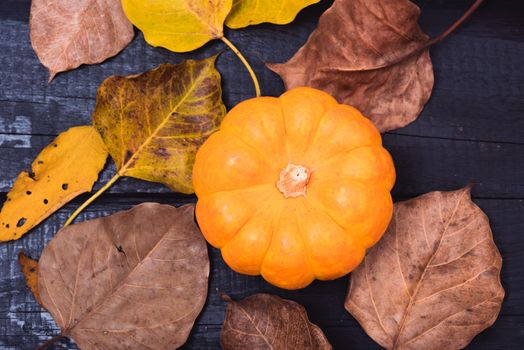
226,0,320,28
0,126,108,242
121,0,232,52
93,55,226,194
18,252,42,306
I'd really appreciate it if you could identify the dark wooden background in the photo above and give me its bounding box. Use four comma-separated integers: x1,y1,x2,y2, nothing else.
1,0,523,349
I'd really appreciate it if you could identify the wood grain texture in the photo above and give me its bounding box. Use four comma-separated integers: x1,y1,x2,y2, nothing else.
0,0,523,349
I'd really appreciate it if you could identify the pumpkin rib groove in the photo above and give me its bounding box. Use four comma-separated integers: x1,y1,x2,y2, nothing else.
222,197,284,274
300,104,339,161
311,146,395,192
228,191,279,244
310,144,383,171
197,182,276,199
259,200,288,280
306,194,352,235
293,200,317,279
306,181,390,231
277,97,291,161
220,128,282,171
198,185,277,249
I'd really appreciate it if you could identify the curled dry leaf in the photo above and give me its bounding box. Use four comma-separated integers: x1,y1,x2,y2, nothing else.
221,293,332,350
122,0,232,52
93,55,226,194
38,203,209,349
226,0,320,29
345,187,504,350
268,0,434,132
30,0,134,81
0,126,108,242
18,252,42,306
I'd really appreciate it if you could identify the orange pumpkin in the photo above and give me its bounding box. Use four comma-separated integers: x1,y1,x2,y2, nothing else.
193,87,395,289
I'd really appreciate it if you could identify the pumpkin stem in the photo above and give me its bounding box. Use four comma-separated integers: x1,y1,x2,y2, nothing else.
220,36,261,97
277,164,310,198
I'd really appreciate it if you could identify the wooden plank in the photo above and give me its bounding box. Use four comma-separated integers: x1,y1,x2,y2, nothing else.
0,197,522,349
1,133,523,198
0,1,523,143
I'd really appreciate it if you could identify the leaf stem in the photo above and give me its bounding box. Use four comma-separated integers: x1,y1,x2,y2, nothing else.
36,334,65,350
427,0,484,47
356,0,485,71
220,36,261,97
63,173,121,227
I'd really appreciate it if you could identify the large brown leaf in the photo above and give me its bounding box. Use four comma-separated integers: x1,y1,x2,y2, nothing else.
30,0,134,81
38,203,209,349
268,0,434,132
345,187,504,350
221,294,332,349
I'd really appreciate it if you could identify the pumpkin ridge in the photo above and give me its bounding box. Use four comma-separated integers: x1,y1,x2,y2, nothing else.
300,103,345,160
312,145,388,173
222,196,284,274
277,96,291,161
221,128,283,172
257,199,288,277
306,194,352,234
198,182,276,198
198,185,277,249
229,189,280,242
294,199,321,279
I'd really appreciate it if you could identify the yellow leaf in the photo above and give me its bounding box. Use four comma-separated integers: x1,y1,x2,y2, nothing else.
225,0,320,29
18,252,42,306
0,126,108,242
121,0,232,52
93,55,226,194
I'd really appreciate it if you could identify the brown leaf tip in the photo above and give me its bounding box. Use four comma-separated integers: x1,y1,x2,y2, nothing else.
221,294,233,303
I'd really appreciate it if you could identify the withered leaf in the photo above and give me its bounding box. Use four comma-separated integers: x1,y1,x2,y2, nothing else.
221,294,332,350
93,55,226,194
18,252,42,306
345,187,504,350
0,126,108,242
30,0,134,81
38,203,209,349
268,0,434,132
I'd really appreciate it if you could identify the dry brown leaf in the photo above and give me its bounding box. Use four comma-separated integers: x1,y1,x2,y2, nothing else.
38,203,209,349
345,187,504,350
18,252,42,306
268,0,434,132
30,0,134,81
221,293,332,350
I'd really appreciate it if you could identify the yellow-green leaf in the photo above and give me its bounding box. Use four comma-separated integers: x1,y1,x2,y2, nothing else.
18,252,42,306
121,0,232,52
225,0,320,29
93,55,226,194
0,126,108,242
